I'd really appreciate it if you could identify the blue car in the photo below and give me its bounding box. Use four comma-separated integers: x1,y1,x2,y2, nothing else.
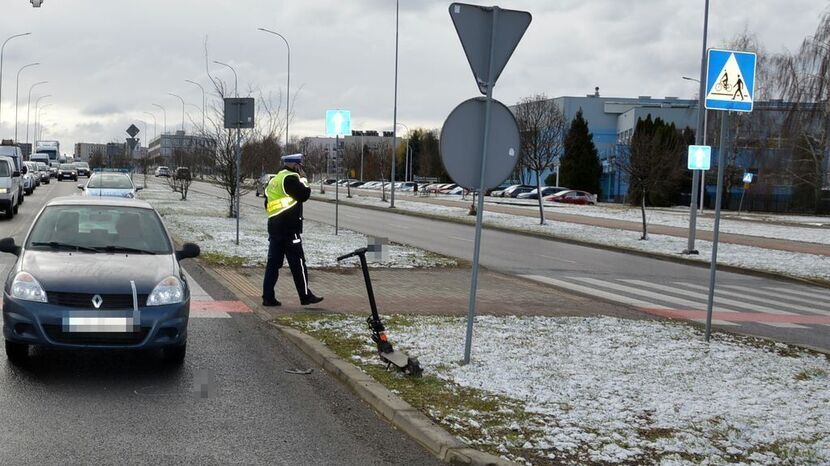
0,196,200,365
79,172,143,198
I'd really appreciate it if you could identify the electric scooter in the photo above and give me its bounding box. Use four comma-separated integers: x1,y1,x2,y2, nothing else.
336,247,423,377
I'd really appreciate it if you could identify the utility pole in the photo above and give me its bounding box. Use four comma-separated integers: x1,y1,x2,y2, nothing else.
390,0,400,208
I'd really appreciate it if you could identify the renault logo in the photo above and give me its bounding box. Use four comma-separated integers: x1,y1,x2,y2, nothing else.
91,295,103,309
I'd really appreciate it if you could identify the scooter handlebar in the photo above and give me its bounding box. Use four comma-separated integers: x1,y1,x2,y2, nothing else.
336,247,368,262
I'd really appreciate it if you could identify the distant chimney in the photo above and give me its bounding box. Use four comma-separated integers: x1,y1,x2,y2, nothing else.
594,86,600,97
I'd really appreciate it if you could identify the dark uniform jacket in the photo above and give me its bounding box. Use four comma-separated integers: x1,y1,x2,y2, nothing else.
265,171,311,237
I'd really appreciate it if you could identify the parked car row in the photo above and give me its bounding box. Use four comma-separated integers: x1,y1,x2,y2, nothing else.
488,183,598,205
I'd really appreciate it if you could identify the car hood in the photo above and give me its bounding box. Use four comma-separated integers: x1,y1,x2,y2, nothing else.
16,250,178,295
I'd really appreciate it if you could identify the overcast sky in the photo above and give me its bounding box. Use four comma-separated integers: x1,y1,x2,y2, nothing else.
0,0,826,150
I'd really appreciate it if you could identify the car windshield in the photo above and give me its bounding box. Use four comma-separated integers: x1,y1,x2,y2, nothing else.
27,205,172,254
76,162,89,168
87,174,133,189
60,164,73,169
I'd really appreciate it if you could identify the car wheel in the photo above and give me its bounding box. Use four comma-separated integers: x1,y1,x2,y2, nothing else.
4,207,12,219
162,343,187,364
12,202,18,215
5,340,29,365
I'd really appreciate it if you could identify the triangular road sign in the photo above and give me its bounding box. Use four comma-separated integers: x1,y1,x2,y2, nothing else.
705,49,756,112
450,3,531,95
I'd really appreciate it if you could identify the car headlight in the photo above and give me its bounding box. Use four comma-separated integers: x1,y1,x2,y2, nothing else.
146,276,184,306
0,188,7,194
11,272,48,302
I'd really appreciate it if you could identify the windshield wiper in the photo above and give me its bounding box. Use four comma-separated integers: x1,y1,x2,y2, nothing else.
31,241,99,253
96,245,157,255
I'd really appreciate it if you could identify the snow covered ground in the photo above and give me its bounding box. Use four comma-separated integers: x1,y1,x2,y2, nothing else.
314,193,830,282
141,181,455,269
350,189,830,245
299,314,830,465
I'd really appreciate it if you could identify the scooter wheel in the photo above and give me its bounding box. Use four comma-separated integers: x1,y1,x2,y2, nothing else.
405,357,423,377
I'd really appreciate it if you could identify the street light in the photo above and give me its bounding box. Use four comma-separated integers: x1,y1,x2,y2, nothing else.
14,62,39,141
143,111,157,141
396,122,412,182
257,27,291,148
185,79,206,133
36,103,52,141
0,32,31,134
33,94,50,142
168,92,186,132
389,0,400,208
152,103,167,134
682,75,708,214
212,60,238,97
25,80,46,144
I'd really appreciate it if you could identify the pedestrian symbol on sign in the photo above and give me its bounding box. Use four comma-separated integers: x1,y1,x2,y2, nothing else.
687,145,711,170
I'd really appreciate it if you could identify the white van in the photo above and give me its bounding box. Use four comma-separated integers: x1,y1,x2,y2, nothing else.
0,142,24,207
0,156,20,218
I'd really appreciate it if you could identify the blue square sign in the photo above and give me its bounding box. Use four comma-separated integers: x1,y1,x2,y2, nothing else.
705,49,756,112
325,109,352,137
688,145,711,170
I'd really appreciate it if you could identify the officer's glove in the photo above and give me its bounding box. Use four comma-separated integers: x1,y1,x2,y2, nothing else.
299,177,309,186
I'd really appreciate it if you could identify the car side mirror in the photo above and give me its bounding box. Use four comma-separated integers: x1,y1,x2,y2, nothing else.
21,166,28,175
135,186,144,192
0,237,20,256
77,184,84,190
12,171,19,178
175,242,200,261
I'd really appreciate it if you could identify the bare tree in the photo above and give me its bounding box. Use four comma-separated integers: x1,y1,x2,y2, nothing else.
514,94,566,224
773,11,830,213
616,116,689,240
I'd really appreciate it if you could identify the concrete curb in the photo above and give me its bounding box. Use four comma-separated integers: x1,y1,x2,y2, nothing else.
193,262,515,465
272,324,515,465
311,195,830,289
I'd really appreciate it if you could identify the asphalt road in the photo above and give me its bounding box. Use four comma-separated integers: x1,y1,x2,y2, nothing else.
0,179,438,465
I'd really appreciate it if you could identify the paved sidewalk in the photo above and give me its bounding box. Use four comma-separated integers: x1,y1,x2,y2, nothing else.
209,265,646,320
337,190,830,257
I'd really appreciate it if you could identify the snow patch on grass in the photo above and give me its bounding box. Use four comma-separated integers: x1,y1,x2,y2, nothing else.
297,314,830,465
142,181,455,269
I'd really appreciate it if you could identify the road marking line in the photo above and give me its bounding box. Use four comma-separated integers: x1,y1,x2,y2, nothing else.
183,269,212,301
539,254,577,264
627,280,799,316
720,284,830,310
571,277,739,313
768,286,830,302
522,275,675,309
677,282,830,316
449,236,473,242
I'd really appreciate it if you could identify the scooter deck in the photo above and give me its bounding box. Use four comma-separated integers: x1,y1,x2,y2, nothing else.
381,350,411,368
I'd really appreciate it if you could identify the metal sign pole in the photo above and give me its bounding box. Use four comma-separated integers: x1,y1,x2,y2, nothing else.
235,103,242,246
685,0,709,255
463,7,499,365
335,134,339,235
704,111,729,341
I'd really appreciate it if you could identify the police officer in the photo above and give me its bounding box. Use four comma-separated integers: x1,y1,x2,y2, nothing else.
262,153,323,306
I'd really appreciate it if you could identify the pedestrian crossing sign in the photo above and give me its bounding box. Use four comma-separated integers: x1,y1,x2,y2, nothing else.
705,49,756,112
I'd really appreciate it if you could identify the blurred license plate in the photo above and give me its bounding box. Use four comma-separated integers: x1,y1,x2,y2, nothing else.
63,317,134,333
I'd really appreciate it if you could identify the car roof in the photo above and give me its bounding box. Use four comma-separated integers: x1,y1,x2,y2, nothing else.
46,195,153,209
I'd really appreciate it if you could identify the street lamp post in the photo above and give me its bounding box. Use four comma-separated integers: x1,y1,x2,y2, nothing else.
0,32,31,134
257,28,291,148
168,93,186,132
152,104,167,134
32,94,50,144
396,122,411,182
683,0,710,255
390,0,400,208
185,79,206,133
143,111,157,141
683,75,709,213
36,103,51,141
213,60,242,244
25,81,46,145
14,62,38,142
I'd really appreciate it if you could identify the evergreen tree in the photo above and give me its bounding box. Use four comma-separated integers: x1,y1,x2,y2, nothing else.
559,109,602,195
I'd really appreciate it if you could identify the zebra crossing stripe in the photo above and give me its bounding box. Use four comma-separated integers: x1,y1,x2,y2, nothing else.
678,282,830,317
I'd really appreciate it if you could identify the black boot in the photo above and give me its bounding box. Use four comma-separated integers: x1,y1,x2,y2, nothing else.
300,294,323,305
262,298,282,307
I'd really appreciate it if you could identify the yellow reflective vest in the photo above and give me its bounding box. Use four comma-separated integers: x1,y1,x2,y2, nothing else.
265,170,308,218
